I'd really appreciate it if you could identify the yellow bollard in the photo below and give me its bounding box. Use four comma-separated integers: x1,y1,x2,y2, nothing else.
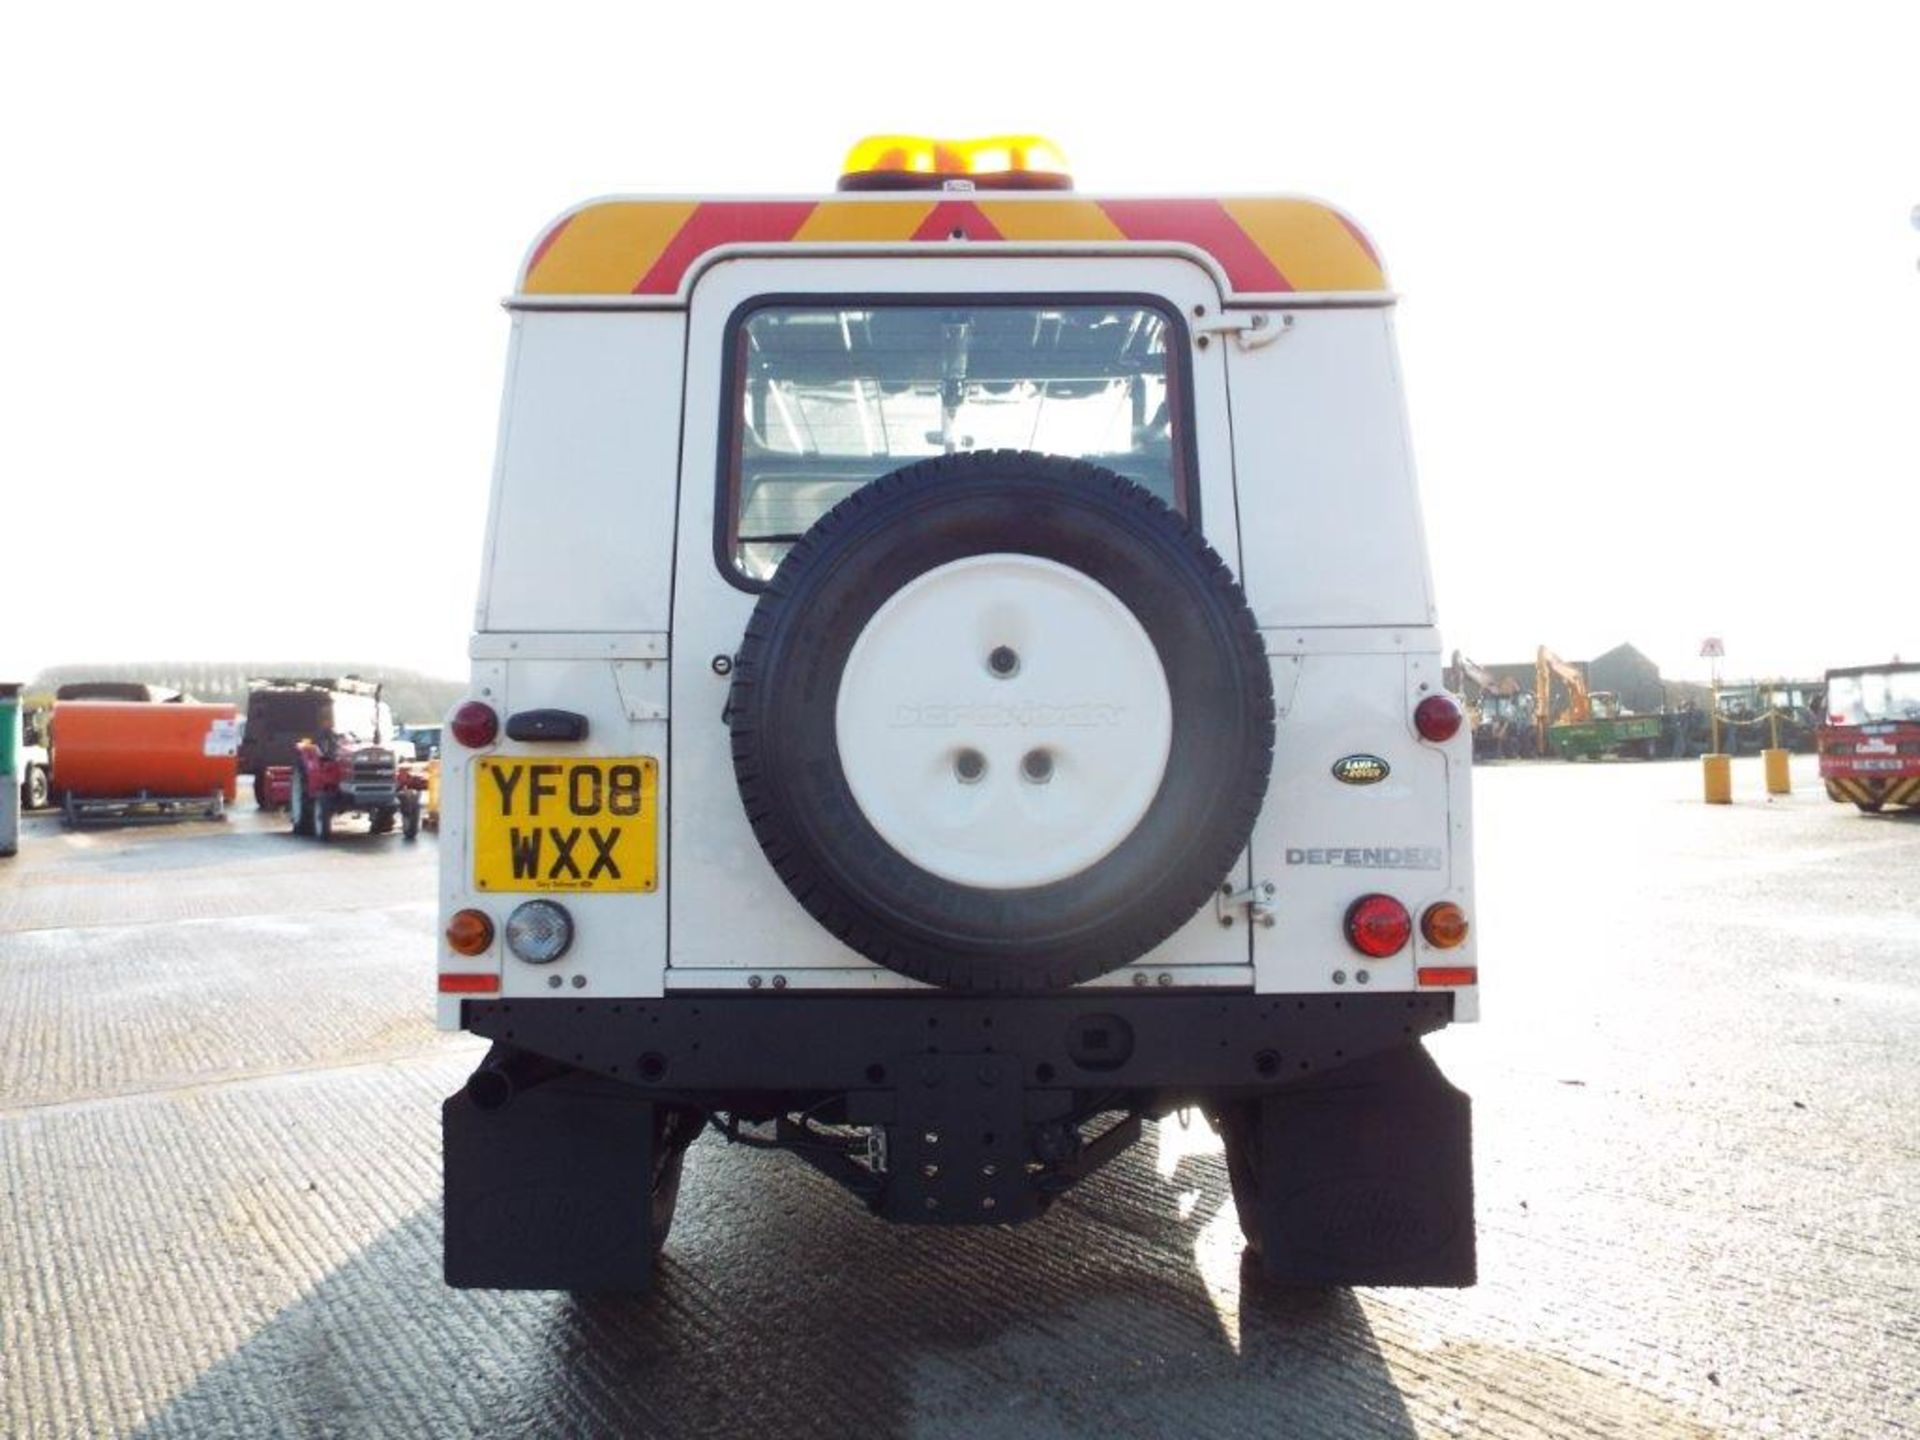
1703,753,1732,804
1763,748,1791,796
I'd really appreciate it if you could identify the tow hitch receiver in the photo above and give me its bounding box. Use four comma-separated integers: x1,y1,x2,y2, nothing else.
852,1055,1051,1224
776,1055,1140,1224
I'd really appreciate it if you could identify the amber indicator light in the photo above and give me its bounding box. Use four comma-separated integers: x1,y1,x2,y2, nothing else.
1421,901,1470,949
445,908,495,956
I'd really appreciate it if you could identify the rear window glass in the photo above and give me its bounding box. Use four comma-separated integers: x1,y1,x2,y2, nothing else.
724,301,1188,582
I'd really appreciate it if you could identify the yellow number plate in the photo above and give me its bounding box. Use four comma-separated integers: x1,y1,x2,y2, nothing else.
473,758,657,893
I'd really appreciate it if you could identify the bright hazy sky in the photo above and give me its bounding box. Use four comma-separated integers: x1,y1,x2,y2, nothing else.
6,3,1915,686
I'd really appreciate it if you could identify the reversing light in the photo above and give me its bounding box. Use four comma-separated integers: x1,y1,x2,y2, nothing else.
445,908,494,956
1344,894,1411,958
838,134,1074,192
450,700,499,749
1421,902,1470,949
505,900,574,964
1414,694,1464,743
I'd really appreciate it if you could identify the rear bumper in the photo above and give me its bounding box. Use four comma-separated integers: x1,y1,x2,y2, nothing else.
446,991,1472,1289
1824,774,1920,807
458,990,1455,1106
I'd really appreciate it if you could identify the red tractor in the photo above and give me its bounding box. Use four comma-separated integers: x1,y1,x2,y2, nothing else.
287,734,425,841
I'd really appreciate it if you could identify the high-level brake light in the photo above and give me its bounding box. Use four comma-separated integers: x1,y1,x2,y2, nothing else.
838,134,1074,192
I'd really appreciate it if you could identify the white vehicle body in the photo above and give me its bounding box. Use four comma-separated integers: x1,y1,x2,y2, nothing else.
440,246,1475,1015
438,156,1477,1293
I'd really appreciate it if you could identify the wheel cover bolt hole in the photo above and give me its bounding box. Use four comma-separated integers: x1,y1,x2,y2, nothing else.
987,645,1020,678
954,748,987,783
1022,749,1054,783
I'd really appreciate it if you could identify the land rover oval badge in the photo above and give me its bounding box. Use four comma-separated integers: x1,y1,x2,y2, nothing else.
1332,754,1390,786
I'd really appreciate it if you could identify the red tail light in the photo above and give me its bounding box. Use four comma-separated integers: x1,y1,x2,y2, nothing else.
1414,694,1464,742
1417,966,1478,987
1344,894,1411,958
450,701,499,749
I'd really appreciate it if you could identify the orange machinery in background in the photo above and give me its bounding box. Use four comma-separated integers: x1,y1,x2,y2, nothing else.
1535,647,1592,754
50,701,239,824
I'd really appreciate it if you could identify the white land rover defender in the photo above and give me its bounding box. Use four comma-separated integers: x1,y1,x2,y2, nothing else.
439,136,1477,1293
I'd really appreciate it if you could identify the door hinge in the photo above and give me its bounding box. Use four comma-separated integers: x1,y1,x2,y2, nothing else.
1194,312,1292,352
1217,881,1277,928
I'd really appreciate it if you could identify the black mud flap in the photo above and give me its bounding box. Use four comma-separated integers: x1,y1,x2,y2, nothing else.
443,1059,657,1292
1253,1043,1475,1287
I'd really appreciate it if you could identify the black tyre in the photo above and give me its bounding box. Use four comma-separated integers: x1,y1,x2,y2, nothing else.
729,450,1274,992
290,769,315,837
314,796,334,841
650,1108,701,1253
370,807,396,834
1213,1102,1264,1255
24,765,49,812
401,793,421,841
1857,800,1884,814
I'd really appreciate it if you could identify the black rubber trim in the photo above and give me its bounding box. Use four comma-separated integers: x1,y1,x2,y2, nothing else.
461,991,1453,1099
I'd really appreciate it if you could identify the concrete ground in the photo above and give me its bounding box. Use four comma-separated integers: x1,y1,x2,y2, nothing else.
1,756,1915,1439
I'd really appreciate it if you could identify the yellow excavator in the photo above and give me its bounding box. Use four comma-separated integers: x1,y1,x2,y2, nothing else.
1534,647,1590,753
1537,647,1661,759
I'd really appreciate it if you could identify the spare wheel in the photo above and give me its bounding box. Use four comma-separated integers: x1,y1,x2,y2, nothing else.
729,450,1274,991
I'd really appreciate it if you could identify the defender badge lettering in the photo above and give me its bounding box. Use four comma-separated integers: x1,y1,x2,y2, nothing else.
1332,754,1390,785
1285,846,1443,870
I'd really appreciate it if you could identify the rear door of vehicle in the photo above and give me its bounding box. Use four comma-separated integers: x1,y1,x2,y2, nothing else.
668,253,1253,989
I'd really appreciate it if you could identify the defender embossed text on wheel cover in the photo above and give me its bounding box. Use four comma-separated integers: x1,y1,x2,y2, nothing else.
729,451,1275,991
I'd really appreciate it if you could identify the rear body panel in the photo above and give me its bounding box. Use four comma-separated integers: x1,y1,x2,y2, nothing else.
441,214,1474,1018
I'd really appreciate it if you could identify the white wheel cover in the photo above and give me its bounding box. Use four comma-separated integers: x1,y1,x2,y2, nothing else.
834,553,1173,890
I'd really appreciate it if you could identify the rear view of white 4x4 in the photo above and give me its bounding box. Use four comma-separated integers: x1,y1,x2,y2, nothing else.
437,136,1477,1293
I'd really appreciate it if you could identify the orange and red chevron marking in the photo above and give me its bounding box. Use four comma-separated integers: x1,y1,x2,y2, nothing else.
1825,775,1920,808
520,196,1386,298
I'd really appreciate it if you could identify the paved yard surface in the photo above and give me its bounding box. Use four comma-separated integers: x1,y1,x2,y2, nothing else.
2,756,1916,1438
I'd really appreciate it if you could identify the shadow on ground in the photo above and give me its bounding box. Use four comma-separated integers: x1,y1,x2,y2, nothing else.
136,1129,1416,1439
